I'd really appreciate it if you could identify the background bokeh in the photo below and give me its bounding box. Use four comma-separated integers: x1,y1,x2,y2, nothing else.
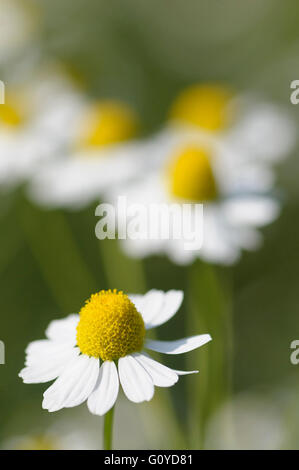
1,0,299,449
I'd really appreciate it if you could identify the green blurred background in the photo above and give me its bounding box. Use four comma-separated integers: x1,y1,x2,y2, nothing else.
1,0,299,449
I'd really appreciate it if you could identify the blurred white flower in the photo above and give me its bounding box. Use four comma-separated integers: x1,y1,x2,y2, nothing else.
0,0,39,66
205,392,285,450
0,66,85,189
28,100,145,209
169,83,296,165
19,289,211,416
3,430,94,450
103,84,294,265
108,126,281,265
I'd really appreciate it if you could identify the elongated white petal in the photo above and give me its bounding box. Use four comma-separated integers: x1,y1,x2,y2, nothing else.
25,339,69,358
42,355,99,412
133,353,178,387
222,197,280,227
118,355,154,403
138,290,164,324
174,369,199,375
145,334,212,355
20,342,79,384
200,206,241,266
130,290,183,330
87,361,119,416
146,290,183,329
46,314,79,346
227,103,296,163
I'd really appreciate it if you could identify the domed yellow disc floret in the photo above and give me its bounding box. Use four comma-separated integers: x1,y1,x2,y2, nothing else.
169,84,233,131
76,290,145,361
76,100,138,149
168,146,218,202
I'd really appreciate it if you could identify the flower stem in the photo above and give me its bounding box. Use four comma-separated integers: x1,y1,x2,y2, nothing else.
187,260,233,448
104,406,115,450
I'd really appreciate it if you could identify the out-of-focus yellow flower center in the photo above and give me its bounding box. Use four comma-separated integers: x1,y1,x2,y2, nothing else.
0,102,23,127
170,84,232,131
168,146,218,202
15,435,58,450
76,101,138,149
77,290,145,361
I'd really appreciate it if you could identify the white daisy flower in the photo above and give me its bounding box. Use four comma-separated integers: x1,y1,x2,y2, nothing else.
0,67,85,189
0,0,38,66
205,392,285,450
107,126,281,265
19,289,211,416
101,83,293,266
2,431,93,450
28,100,145,209
169,83,296,165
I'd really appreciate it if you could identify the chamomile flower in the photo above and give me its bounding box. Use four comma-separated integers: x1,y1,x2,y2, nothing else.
19,289,211,415
108,128,281,265
169,83,234,133
103,83,294,266
169,83,295,165
205,392,284,450
28,100,144,209
0,67,85,189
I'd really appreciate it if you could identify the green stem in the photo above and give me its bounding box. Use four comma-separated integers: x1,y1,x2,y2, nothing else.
104,406,115,450
187,260,233,449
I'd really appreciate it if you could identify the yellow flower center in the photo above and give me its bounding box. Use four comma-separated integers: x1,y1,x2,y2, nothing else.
168,146,218,202
76,290,145,361
76,100,138,149
16,435,58,451
0,102,23,127
169,83,232,131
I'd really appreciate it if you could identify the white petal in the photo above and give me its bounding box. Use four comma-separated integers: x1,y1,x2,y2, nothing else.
222,197,281,227
145,334,212,355
118,355,154,403
25,339,64,357
28,142,143,209
147,290,184,329
138,290,164,324
133,353,178,387
200,205,241,266
20,341,79,384
42,355,99,412
167,241,196,266
45,314,79,346
130,290,183,330
228,103,296,163
128,294,144,313
228,226,262,251
174,369,199,375
87,361,119,416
